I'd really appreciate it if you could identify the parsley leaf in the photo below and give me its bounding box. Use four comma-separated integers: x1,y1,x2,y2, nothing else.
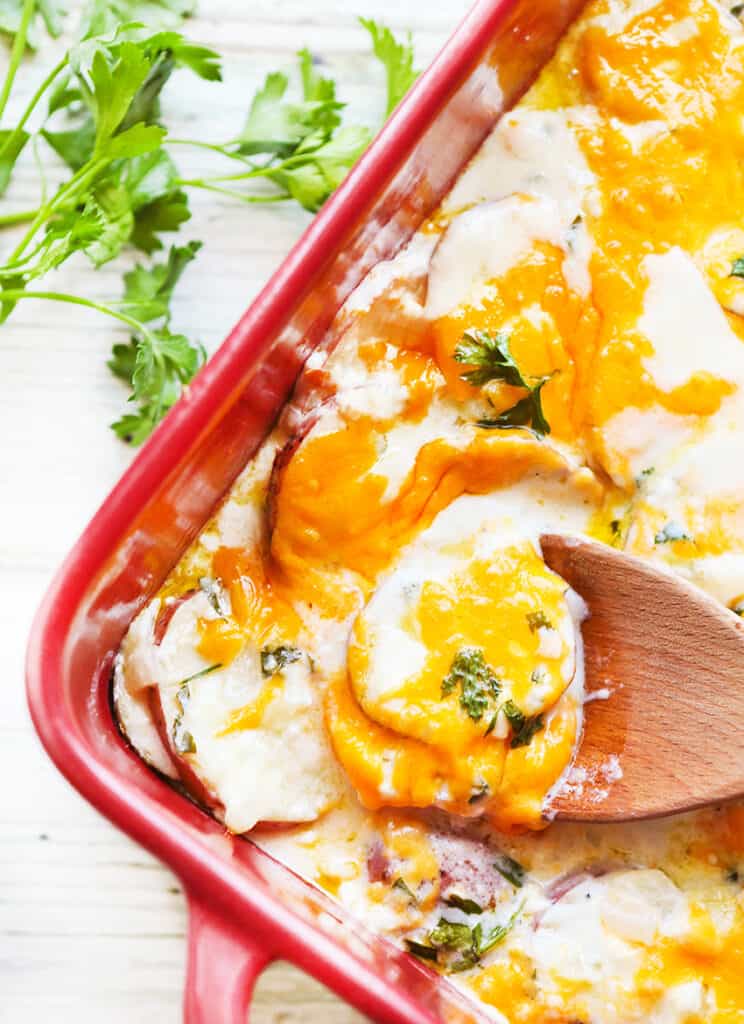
526,610,552,632
469,781,490,803
268,124,371,212
121,150,191,251
110,325,205,444
0,0,65,47
501,699,544,749
172,681,195,753
359,17,418,116
731,256,744,278
176,25,416,213
392,877,417,904
260,645,302,677
122,238,200,321
454,328,527,389
109,240,203,443
428,919,473,951
238,65,342,158
409,904,523,974
79,0,196,39
404,939,438,962
493,854,526,888
444,893,483,915
196,574,229,617
455,329,553,438
298,47,337,110
441,647,500,722
177,663,222,686
476,381,552,437
130,184,189,251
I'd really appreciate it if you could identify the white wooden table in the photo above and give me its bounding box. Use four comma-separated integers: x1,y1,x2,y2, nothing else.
0,2,462,1020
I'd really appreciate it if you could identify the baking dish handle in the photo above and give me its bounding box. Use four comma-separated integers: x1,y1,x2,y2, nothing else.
184,894,273,1023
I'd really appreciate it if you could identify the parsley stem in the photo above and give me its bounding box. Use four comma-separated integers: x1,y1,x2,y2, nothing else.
5,53,68,138
177,180,289,204
0,207,38,227
6,157,108,264
176,152,318,188
179,169,276,185
0,289,151,337
166,138,253,163
0,0,35,122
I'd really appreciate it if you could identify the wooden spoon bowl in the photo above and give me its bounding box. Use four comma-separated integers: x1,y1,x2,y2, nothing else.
541,534,744,822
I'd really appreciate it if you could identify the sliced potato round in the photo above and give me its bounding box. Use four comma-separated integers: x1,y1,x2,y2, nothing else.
115,590,343,832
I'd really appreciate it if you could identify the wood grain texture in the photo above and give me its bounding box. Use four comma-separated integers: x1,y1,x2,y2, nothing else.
542,534,744,822
0,3,461,1020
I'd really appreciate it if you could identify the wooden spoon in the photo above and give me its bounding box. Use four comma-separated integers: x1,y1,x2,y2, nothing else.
540,533,744,822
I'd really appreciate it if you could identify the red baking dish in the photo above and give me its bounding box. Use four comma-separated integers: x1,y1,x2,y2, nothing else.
26,1,586,1020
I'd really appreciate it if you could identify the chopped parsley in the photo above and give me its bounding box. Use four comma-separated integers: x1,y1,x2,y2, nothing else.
177,663,222,686
404,938,438,962
444,893,483,915
493,854,526,889
454,328,553,438
441,647,500,722
530,666,549,687
172,682,196,754
405,904,522,973
392,877,417,904
502,699,545,749
484,713,498,737
654,521,692,545
731,256,744,276
198,576,229,617
260,644,302,677
428,919,473,950
526,609,552,632
468,781,490,803
475,384,552,437
454,328,528,388
566,214,583,250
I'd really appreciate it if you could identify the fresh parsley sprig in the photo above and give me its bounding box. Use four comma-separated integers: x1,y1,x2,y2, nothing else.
168,19,418,212
0,9,419,443
170,48,372,214
108,240,204,442
454,328,553,438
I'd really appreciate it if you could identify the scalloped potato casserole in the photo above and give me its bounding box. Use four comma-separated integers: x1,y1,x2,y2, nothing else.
115,1,744,1020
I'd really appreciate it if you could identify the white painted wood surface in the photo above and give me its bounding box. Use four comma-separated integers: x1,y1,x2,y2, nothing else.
0,2,463,1020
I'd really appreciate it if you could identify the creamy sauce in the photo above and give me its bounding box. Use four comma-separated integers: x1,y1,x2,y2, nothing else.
115,1,744,1020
